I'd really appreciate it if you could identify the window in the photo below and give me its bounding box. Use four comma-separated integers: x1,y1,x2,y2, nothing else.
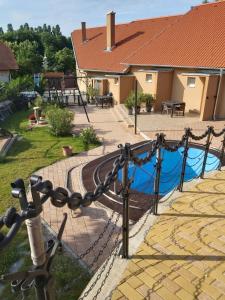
187,77,196,88
146,74,153,83
114,78,119,85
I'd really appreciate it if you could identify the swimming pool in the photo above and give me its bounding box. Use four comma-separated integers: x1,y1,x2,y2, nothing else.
118,147,220,195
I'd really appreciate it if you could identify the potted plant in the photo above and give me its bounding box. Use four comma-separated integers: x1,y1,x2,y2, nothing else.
87,85,99,104
125,97,133,115
140,93,155,113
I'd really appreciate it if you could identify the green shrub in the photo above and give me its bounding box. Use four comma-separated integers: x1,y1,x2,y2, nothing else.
0,75,33,102
34,95,43,108
80,126,99,150
87,85,99,100
139,93,155,105
125,91,142,109
47,107,74,136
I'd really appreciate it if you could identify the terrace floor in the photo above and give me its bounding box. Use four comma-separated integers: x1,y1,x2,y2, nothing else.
110,170,225,300
114,104,225,146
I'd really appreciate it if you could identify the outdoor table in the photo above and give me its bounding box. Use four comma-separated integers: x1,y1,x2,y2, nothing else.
161,101,185,118
95,95,113,108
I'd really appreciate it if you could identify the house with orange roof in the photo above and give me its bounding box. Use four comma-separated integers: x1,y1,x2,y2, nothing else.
0,42,18,83
72,1,225,121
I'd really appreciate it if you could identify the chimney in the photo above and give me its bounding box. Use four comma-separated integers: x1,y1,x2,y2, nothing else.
106,11,115,51
81,22,87,43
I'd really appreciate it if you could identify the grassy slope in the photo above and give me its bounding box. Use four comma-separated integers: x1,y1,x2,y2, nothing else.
0,109,94,299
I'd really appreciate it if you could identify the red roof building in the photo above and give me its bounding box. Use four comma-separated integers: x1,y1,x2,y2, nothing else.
0,42,18,82
72,1,225,121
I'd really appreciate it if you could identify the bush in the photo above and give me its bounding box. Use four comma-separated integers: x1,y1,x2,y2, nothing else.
47,107,74,136
80,126,99,150
125,91,142,109
0,75,33,102
34,96,43,109
139,93,155,105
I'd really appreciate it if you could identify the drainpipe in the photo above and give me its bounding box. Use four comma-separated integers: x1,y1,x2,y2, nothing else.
213,68,224,121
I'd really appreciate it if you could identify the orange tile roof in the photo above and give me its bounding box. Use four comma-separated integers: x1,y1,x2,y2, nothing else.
123,1,225,69
0,42,18,71
71,15,181,73
43,72,64,78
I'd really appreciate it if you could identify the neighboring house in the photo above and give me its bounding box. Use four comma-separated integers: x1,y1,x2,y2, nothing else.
0,42,18,82
72,1,225,121
43,72,76,90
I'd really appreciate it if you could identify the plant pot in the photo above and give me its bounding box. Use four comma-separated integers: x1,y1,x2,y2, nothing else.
133,106,141,114
62,146,73,157
127,108,133,115
146,104,152,113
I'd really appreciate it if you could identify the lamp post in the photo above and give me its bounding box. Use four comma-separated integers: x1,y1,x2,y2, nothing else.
134,80,138,135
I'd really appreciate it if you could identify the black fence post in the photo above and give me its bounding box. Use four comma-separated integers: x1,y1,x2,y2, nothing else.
178,128,190,192
219,132,225,171
122,143,131,259
154,134,163,215
200,126,213,179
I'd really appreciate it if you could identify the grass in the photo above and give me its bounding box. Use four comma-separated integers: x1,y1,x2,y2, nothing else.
0,109,98,299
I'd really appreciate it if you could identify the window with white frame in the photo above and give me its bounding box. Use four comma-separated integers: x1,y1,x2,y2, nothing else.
146,74,153,83
114,78,119,85
187,77,196,88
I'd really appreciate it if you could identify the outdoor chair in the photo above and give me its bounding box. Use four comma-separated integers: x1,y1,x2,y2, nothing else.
173,103,185,117
161,103,172,115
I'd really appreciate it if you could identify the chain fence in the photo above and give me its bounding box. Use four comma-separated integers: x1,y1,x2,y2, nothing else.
1,125,225,299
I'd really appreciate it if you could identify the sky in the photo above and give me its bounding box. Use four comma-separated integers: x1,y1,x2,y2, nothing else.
0,0,203,37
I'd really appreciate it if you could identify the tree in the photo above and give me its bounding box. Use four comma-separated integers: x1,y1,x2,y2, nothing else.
0,27,4,35
9,40,43,75
54,48,75,73
7,24,13,32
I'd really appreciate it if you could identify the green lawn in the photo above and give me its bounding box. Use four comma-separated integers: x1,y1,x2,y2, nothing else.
0,109,96,299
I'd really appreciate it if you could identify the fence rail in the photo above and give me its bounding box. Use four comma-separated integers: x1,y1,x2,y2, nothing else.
0,125,225,300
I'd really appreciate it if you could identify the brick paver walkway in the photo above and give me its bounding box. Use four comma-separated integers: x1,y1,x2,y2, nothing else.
38,105,142,270
111,170,225,300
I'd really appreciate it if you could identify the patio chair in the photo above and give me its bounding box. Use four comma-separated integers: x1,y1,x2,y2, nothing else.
161,103,172,115
173,103,185,117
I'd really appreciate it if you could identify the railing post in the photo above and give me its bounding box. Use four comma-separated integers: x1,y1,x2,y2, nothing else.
178,128,190,192
200,126,213,179
219,132,225,171
122,143,131,259
154,134,163,215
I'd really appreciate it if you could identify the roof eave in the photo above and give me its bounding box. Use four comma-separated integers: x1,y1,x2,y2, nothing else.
122,63,224,70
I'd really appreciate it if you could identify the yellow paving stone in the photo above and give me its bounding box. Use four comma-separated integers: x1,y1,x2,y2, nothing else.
201,282,222,299
176,267,197,281
188,265,205,278
126,276,143,289
161,277,181,293
176,288,194,300
111,289,124,300
137,271,158,289
127,261,141,273
136,284,150,298
174,275,196,293
154,262,172,274
145,266,161,277
156,286,180,300
118,282,144,300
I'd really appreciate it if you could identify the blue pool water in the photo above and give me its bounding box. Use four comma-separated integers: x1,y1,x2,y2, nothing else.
118,148,220,195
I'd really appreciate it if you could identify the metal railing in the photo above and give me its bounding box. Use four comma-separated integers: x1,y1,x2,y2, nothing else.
0,125,225,299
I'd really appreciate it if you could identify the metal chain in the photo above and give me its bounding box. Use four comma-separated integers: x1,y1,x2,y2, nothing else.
78,228,122,300
76,210,117,260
